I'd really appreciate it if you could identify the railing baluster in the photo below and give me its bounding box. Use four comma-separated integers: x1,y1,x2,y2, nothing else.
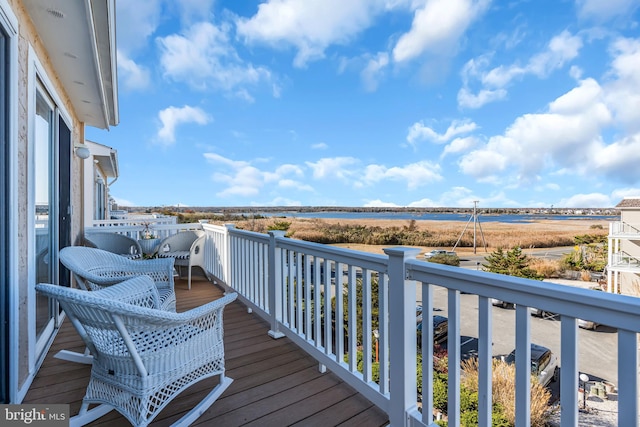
448,288,461,427
296,252,303,332
348,265,357,372
335,262,344,364
304,254,312,340
422,282,434,425
379,273,389,396
478,295,492,427
267,231,284,338
560,315,578,427
515,305,531,427
324,260,333,356
618,329,638,427
362,269,373,383
314,257,321,347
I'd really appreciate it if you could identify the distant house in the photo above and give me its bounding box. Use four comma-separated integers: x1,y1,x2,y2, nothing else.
608,197,640,295
83,140,119,225
1,0,118,403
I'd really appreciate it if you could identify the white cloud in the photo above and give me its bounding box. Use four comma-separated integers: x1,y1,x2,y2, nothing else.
117,51,151,91
392,0,491,63
116,0,162,55
158,22,272,96
204,153,311,198
603,38,640,132
361,161,443,189
441,136,478,158
236,0,388,68
361,52,390,92
576,0,639,23
175,0,215,25
364,199,401,207
157,105,210,145
459,30,583,109
311,142,328,150
306,157,360,180
457,87,507,109
407,119,478,146
558,193,612,208
612,188,640,201
593,133,640,182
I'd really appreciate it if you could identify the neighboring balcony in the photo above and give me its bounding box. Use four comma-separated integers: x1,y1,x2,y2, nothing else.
33,220,640,426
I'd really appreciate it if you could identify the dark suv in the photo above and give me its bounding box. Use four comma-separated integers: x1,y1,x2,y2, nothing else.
503,343,559,387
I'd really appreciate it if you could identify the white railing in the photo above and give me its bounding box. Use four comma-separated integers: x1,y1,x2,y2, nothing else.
85,221,201,240
610,221,640,236
89,224,640,426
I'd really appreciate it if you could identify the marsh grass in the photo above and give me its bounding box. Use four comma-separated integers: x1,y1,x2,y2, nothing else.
461,358,552,427
280,218,609,252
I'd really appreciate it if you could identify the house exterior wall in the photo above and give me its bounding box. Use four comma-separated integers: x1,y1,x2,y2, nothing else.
8,0,85,400
619,208,640,294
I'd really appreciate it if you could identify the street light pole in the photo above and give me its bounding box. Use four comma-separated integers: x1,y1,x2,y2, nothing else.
580,373,590,409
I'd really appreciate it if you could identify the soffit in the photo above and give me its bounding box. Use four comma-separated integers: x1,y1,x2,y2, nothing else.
22,0,119,129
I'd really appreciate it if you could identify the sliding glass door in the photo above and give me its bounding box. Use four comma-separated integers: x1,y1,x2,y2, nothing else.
34,88,56,353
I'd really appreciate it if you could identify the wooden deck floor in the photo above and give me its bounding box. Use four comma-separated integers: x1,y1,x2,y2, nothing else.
23,277,389,426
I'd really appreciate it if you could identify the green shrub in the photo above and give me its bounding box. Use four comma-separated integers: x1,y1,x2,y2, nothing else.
428,254,460,266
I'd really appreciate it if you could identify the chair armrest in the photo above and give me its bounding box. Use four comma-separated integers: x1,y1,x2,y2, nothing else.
84,258,175,291
92,275,161,309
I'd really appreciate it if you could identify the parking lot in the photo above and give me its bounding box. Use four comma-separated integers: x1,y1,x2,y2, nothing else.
422,285,618,394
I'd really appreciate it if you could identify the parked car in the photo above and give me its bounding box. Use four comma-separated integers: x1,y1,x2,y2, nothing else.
416,313,448,344
491,298,514,309
424,249,457,259
503,343,559,387
491,300,552,318
578,318,599,330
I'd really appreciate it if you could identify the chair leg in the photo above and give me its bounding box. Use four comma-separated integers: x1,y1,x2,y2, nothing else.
70,403,113,427
170,376,233,426
55,348,93,364
188,265,192,290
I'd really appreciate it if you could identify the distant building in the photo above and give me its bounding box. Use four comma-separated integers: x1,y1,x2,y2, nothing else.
608,197,640,295
83,140,118,226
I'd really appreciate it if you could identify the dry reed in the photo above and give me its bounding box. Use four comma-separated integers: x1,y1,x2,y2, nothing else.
461,358,552,427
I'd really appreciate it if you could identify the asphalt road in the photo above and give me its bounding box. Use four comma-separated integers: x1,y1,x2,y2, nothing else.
423,285,618,395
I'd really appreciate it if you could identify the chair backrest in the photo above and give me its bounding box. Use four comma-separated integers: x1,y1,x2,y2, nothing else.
157,230,204,255
85,232,142,258
60,246,138,290
36,277,162,362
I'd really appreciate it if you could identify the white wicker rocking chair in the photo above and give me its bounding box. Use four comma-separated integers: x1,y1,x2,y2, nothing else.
60,246,176,311
58,246,177,364
36,277,237,427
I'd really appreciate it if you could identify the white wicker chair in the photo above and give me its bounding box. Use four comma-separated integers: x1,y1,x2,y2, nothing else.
157,230,207,289
84,232,143,259
36,277,237,427
59,246,176,311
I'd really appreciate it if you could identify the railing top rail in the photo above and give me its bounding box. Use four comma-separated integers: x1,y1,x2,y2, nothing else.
407,258,640,331
274,234,388,272
227,226,270,244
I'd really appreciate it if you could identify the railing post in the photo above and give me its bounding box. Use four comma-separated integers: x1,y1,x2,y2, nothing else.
268,231,285,339
384,247,421,427
222,224,234,285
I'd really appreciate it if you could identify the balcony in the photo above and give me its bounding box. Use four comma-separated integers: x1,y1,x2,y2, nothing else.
28,221,640,426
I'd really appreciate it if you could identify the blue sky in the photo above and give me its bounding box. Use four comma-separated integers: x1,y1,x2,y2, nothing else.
86,0,640,208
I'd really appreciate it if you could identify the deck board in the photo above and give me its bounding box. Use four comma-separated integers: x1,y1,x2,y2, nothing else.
23,277,389,426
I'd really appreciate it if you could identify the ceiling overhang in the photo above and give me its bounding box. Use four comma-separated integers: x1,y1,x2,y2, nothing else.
23,0,119,129
85,140,118,178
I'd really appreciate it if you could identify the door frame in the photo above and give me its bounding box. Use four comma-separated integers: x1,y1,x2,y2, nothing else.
27,45,73,388
0,0,17,404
